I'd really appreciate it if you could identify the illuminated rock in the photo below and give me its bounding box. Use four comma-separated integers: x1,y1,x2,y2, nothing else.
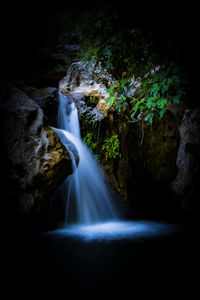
59,62,115,115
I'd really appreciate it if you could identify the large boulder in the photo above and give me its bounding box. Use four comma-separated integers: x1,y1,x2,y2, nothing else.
1,85,78,219
172,107,200,214
28,87,59,126
59,62,115,115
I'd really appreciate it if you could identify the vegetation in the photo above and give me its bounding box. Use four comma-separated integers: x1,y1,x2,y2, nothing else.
85,96,99,108
130,66,186,123
71,1,188,124
82,130,121,161
106,77,129,112
82,132,97,151
102,134,121,160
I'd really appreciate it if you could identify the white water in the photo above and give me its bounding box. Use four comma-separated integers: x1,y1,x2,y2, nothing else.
53,92,118,225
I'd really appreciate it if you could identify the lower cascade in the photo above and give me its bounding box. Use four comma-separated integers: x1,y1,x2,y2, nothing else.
53,92,118,226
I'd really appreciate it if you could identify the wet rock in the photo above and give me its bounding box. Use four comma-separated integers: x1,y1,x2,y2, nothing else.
59,62,116,115
1,86,78,217
67,93,105,124
172,107,200,214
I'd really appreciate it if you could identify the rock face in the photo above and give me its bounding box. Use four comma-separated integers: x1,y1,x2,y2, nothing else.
67,93,105,124
77,98,181,216
172,107,200,214
29,87,59,126
59,62,116,115
131,111,180,183
1,85,78,223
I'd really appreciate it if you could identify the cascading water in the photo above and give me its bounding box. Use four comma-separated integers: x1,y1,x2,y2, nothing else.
53,92,118,226
49,91,178,240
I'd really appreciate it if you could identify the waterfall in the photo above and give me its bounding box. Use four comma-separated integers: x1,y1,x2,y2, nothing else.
53,92,118,226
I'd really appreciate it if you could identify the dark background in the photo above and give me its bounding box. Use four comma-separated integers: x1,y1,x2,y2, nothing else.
1,1,199,90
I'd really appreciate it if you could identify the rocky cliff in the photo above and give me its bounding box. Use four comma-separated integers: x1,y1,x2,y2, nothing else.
172,107,200,215
0,85,78,231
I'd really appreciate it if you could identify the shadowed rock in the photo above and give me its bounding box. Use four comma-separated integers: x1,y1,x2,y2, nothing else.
172,107,200,213
1,85,79,218
30,87,59,126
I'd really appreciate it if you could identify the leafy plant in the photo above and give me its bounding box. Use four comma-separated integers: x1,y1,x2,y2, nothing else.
130,66,186,123
102,134,121,160
106,77,130,112
82,132,97,151
71,3,187,124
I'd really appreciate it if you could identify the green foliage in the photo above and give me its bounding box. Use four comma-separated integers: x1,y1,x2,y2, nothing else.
130,66,186,123
72,4,154,78
71,3,187,123
82,132,97,151
106,77,130,112
85,96,99,108
105,65,186,121
102,134,121,160
98,77,109,87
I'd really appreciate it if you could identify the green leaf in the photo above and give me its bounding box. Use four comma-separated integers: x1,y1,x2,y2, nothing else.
115,103,121,112
131,109,137,118
123,86,128,92
139,104,146,111
120,94,126,100
157,98,167,109
146,102,153,109
159,109,166,119
120,78,127,85
149,83,160,97
147,96,157,102
106,89,112,94
106,96,116,105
